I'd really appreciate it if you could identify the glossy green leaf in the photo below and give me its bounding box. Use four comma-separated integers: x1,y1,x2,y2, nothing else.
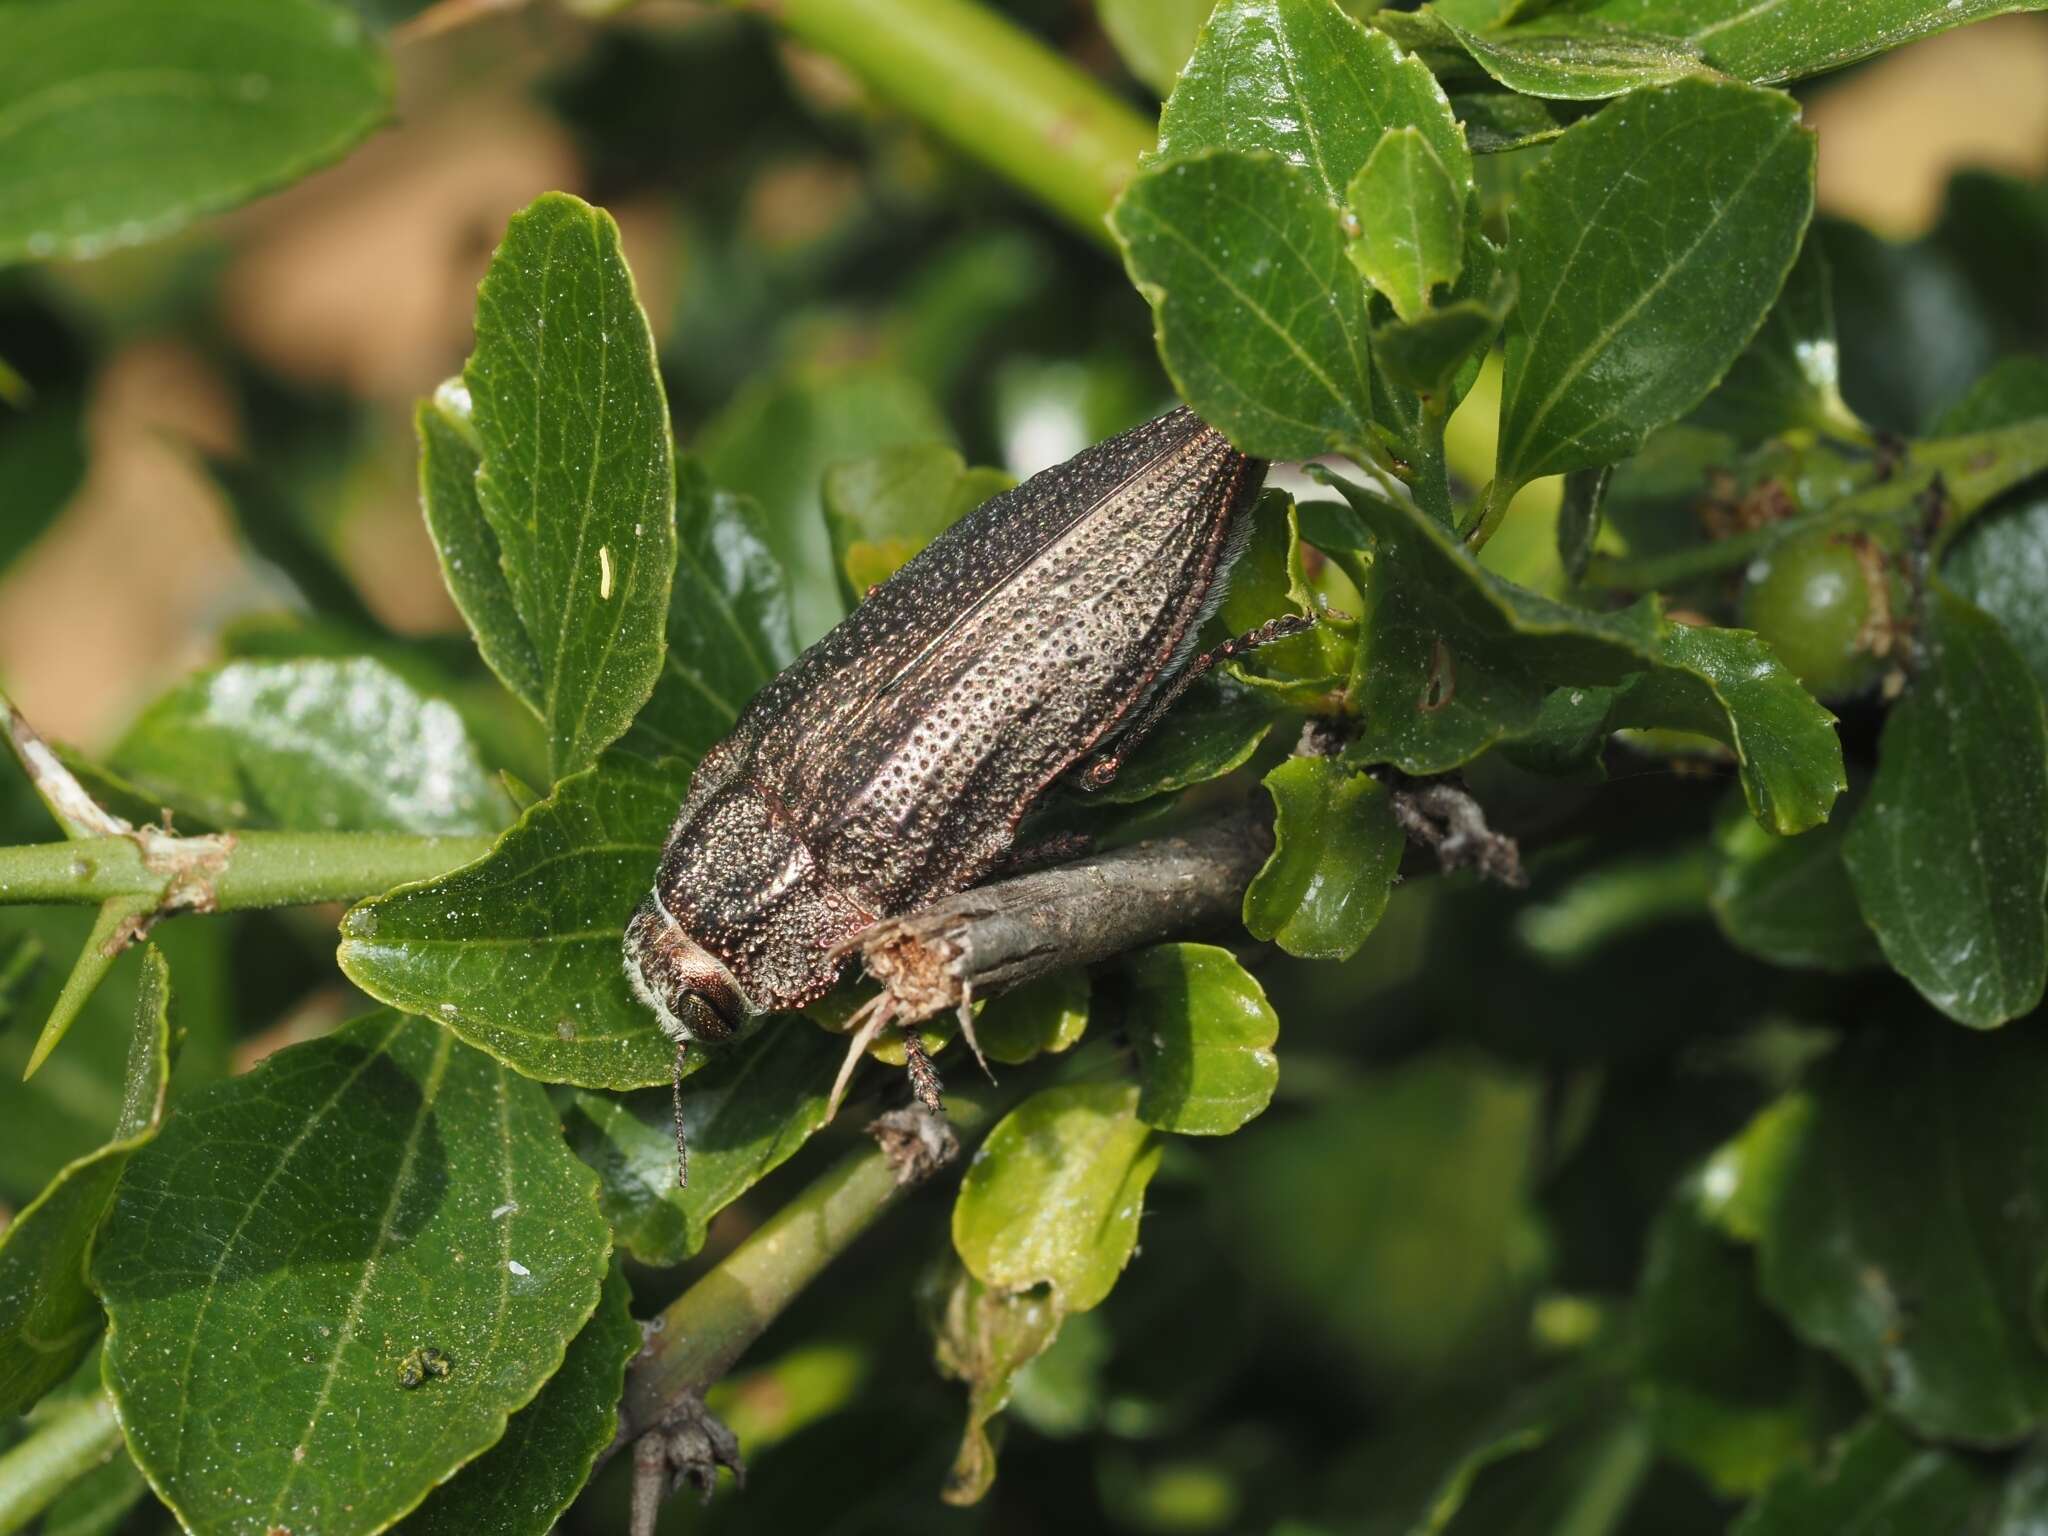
974,970,1089,1067
953,1083,1162,1313
620,461,796,767
95,1011,611,1536
1111,149,1374,461
1093,672,1282,804
821,444,1011,611
1496,79,1815,494
1756,1025,2048,1444
0,0,389,264
339,755,679,1089
1097,0,1213,93
563,1024,841,1267
1159,0,1473,209
1243,755,1403,960
1322,473,1845,831
1347,128,1466,323
418,384,543,713
924,1258,1062,1506
464,193,675,780
1691,237,1858,442
0,947,169,1418
1441,17,1710,100
401,1262,639,1536
1710,803,1880,974
1603,622,1845,836
1731,1418,1988,1535
1845,587,2048,1027
1219,491,1356,693
1125,943,1279,1135
108,658,509,835
1566,0,2048,85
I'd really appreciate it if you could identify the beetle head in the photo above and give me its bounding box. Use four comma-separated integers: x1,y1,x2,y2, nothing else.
623,891,747,1046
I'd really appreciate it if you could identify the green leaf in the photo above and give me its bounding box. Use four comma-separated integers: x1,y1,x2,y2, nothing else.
923,1258,1063,1506
0,0,389,264
1495,79,1815,494
1097,0,1213,94
1732,1418,1988,1535
1755,1026,2048,1444
108,657,510,835
1440,17,1710,100
1845,587,2048,1027
205,454,383,635
1603,622,1845,836
1710,808,1880,975
400,1262,640,1536
339,755,679,1088
1322,473,1845,831
418,384,543,714
1226,1053,1542,1379
1092,672,1282,804
0,947,169,1418
0,386,86,579
953,1083,1162,1313
39,1434,150,1536
1111,149,1374,461
620,461,797,767
1126,943,1279,1135
1942,359,2048,700
1145,0,1477,498
1159,0,1474,211
1636,1175,1822,1496
563,1024,841,1267
1691,236,1858,441
1565,0,2048,85
1450,90,1592,153
974,970,1089,1067
95,1011,612,1536
1243,755,1404,960
821,444,1012,612
1347,128,1466,323
464,192,675,780
1555,466,1611,586
697,362,947,642
1371,271,1517,403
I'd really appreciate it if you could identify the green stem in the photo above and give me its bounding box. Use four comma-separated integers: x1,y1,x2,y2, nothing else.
0,832,494,910
1585,416,2048,591
726,0,1155,246
0,1392,124,1536
621,1084,1012,1435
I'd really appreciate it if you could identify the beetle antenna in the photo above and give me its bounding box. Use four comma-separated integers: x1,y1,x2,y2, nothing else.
672,1041,690,1189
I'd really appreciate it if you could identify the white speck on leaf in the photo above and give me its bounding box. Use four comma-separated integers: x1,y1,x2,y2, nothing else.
599,545,614,600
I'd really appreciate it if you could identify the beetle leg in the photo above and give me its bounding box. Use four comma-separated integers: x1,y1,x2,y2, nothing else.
1073,613,1317,790
899,1026,945,1112
826,991,896,1121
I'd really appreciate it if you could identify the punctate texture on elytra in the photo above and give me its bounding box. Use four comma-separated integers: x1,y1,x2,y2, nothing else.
626,407,1266,1034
